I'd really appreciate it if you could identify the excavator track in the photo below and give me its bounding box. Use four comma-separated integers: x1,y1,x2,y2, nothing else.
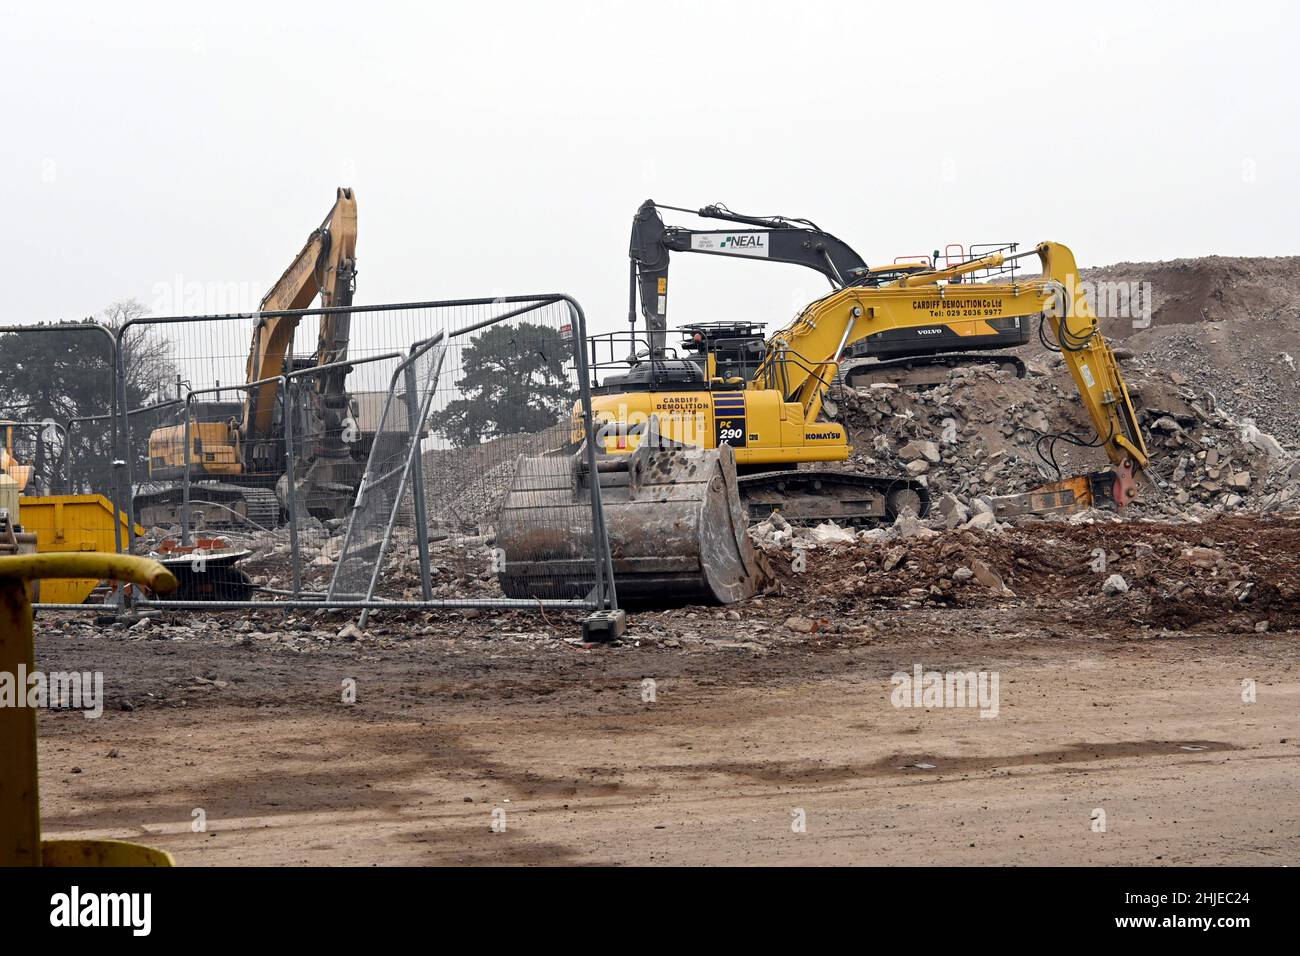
842,352,1026,390
736,469,930,525
134,484,282,531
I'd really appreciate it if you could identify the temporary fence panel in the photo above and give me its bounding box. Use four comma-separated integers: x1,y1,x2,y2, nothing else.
328,295,616,617
0,323,122,523
100,296,615,616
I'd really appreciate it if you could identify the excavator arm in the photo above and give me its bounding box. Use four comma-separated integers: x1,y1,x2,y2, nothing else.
242,187,358,443
630,200,880,353
756,240,1150,502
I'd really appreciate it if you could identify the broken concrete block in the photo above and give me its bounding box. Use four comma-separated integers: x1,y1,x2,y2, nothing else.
881,547,907,572
1102,574,1129,596
810,521,856,546
887,508,937,541
1240,422,1286,459
962,511,998,532
970,558,1011,595
936,492,971,529
899,440,941,464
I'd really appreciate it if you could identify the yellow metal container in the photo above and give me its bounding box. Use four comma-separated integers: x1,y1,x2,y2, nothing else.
17,495,143,604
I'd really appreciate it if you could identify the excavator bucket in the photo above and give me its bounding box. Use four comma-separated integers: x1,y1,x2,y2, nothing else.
497,443,770,605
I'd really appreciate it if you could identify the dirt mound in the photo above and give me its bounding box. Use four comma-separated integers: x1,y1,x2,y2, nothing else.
756,512,1300,635
1081,256,1300,339
996,256,1300,443
1126,314,1300,445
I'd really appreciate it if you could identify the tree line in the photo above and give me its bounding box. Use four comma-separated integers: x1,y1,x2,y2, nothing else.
0,299,175,495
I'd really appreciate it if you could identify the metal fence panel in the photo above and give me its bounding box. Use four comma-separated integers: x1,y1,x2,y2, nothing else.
328,295,615,617
0,323,125,552
20,296,608,616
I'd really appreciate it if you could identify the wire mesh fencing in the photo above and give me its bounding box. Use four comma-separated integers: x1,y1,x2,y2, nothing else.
417,310,599,605
0,322,122,506
19,295,613,614
0,420,66,496
3,298,616,615
328,295,616,618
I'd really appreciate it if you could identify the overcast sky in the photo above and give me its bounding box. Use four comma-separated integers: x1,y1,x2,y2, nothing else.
2,0,1296,338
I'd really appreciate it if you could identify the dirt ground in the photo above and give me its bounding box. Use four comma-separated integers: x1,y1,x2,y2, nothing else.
32,514,1300,866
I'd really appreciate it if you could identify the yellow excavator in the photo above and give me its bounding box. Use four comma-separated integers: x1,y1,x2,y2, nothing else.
137,188,361,528
497,239,1149,603
623,200,1034,385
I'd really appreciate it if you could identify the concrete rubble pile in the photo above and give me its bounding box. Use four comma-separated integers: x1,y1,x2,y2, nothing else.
747,491,1300,635
832,358,1300,526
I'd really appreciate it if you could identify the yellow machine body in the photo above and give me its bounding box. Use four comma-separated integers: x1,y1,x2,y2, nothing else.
586,387,851,465
147,419,243,479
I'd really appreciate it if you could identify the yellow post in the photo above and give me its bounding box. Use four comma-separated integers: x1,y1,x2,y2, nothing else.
0,576,40,865
0,553,177,867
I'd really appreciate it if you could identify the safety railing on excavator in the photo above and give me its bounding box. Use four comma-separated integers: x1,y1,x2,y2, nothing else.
584,330,675,380
890,242,1024,285
939,242,1023,284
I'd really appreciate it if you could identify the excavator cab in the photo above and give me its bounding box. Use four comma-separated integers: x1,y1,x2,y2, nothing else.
679,322,767,384
147,402,243,482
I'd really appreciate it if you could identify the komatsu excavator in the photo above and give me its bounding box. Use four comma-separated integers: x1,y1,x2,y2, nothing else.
497,239,1149,604
137,188,361,529
626,200,1033,386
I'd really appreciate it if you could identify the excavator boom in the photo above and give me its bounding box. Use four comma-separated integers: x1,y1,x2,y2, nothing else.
141,188,361,530
244,187,358,442
755,240,1149,493
629,200,883,353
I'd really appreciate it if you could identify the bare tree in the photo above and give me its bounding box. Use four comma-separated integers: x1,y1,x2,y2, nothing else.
101,298,178,405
